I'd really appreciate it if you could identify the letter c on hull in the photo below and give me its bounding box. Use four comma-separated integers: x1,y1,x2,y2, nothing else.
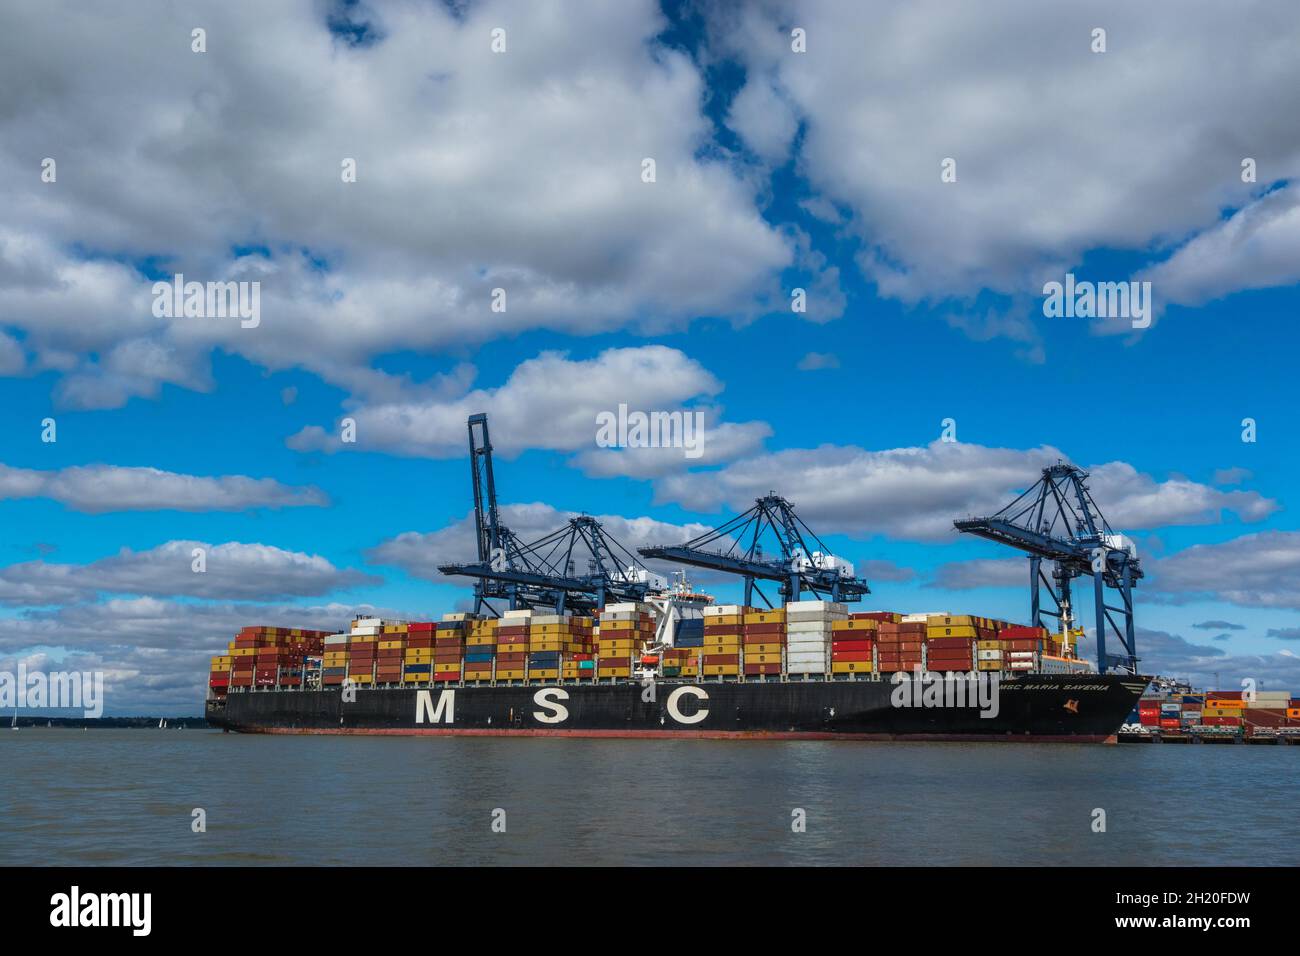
533,687,569,724
666,685,709,725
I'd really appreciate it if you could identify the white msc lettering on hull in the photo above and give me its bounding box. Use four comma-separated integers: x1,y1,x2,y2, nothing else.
666,686,709,724
533,687,569,723
415,689,455,724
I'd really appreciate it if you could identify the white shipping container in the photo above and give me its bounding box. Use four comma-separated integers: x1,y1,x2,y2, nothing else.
353,617,382,628
976,649,1002,661
530,614,570,625
785,600,847,613
786,621,834,633
704,604,747,616
324,634,350,645
901,613,936,623
503,609,534,620
350,626,380,636
441,612,473,622
787,663,827,674
1007,651,1036,660
604,602,654,615
786,651,829,664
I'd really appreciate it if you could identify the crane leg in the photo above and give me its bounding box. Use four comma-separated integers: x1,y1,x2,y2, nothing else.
1093,571,1107,674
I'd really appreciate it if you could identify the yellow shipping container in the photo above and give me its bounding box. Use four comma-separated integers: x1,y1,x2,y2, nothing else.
977,660,1003,671
382,624,409,634
498,642,528,654
598,667,631,678
927,625,977,638
404,650,433,662
976,640,1001,650
1288,709,1300,719
230,647,257,657
465,672,493,681
597,619,647,632
707,614,742,626
378,639,406,650
529,668,560,680
832,619,879,631
210,663,231,673
400,673,428,684
744,610,786,624
746,653,782,665
703,664,741,676
702,642,740,655
466,635,497,647
831,661,873,673
928,615,975,627
528,639,564,652
597,639,637,652
350,674,373,684
679,666,700,677
745,642,783,655
497,669,525,680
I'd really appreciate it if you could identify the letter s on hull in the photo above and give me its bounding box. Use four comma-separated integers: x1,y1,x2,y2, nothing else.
666,686,709,725
533,687,569,724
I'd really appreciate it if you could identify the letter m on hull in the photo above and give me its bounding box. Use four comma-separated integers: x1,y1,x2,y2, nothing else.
415,690,455,724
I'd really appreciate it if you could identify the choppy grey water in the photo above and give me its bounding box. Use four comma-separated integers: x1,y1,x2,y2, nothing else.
1,728,1295,866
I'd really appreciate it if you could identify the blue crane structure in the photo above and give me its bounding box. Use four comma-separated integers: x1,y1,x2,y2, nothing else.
638,493,870,609
437,414,657,616
953,462,1142,674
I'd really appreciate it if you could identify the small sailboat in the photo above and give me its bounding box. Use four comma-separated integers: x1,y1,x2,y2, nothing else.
158,717,166,729
10,711,17,730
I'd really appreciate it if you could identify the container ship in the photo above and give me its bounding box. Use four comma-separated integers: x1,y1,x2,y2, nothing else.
205,595,1149,742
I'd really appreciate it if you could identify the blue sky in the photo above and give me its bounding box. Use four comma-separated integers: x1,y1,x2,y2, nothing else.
1,0,1298,712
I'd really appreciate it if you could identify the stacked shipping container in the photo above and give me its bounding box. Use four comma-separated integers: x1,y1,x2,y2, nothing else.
597,604,653,679
743,607,784,677
209,625,329,694
831,614,879,675
784,600,846,676
700,604,742,677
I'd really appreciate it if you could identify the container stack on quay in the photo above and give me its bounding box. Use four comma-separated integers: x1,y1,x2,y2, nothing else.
742,607,785,677
1135,688,1300,735
785,600,847,677
208,626,329,696
597,604,655,679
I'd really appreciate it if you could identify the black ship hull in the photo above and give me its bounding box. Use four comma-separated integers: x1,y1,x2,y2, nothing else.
206,672,1148,742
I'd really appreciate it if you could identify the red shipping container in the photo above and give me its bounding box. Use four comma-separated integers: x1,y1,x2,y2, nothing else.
408,622,436,632
1159,718,1180,728
830,649,873,662
433,672,459,681
926,637,974,650
743,623,786,635
831,639,872,651
744,663,782,675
